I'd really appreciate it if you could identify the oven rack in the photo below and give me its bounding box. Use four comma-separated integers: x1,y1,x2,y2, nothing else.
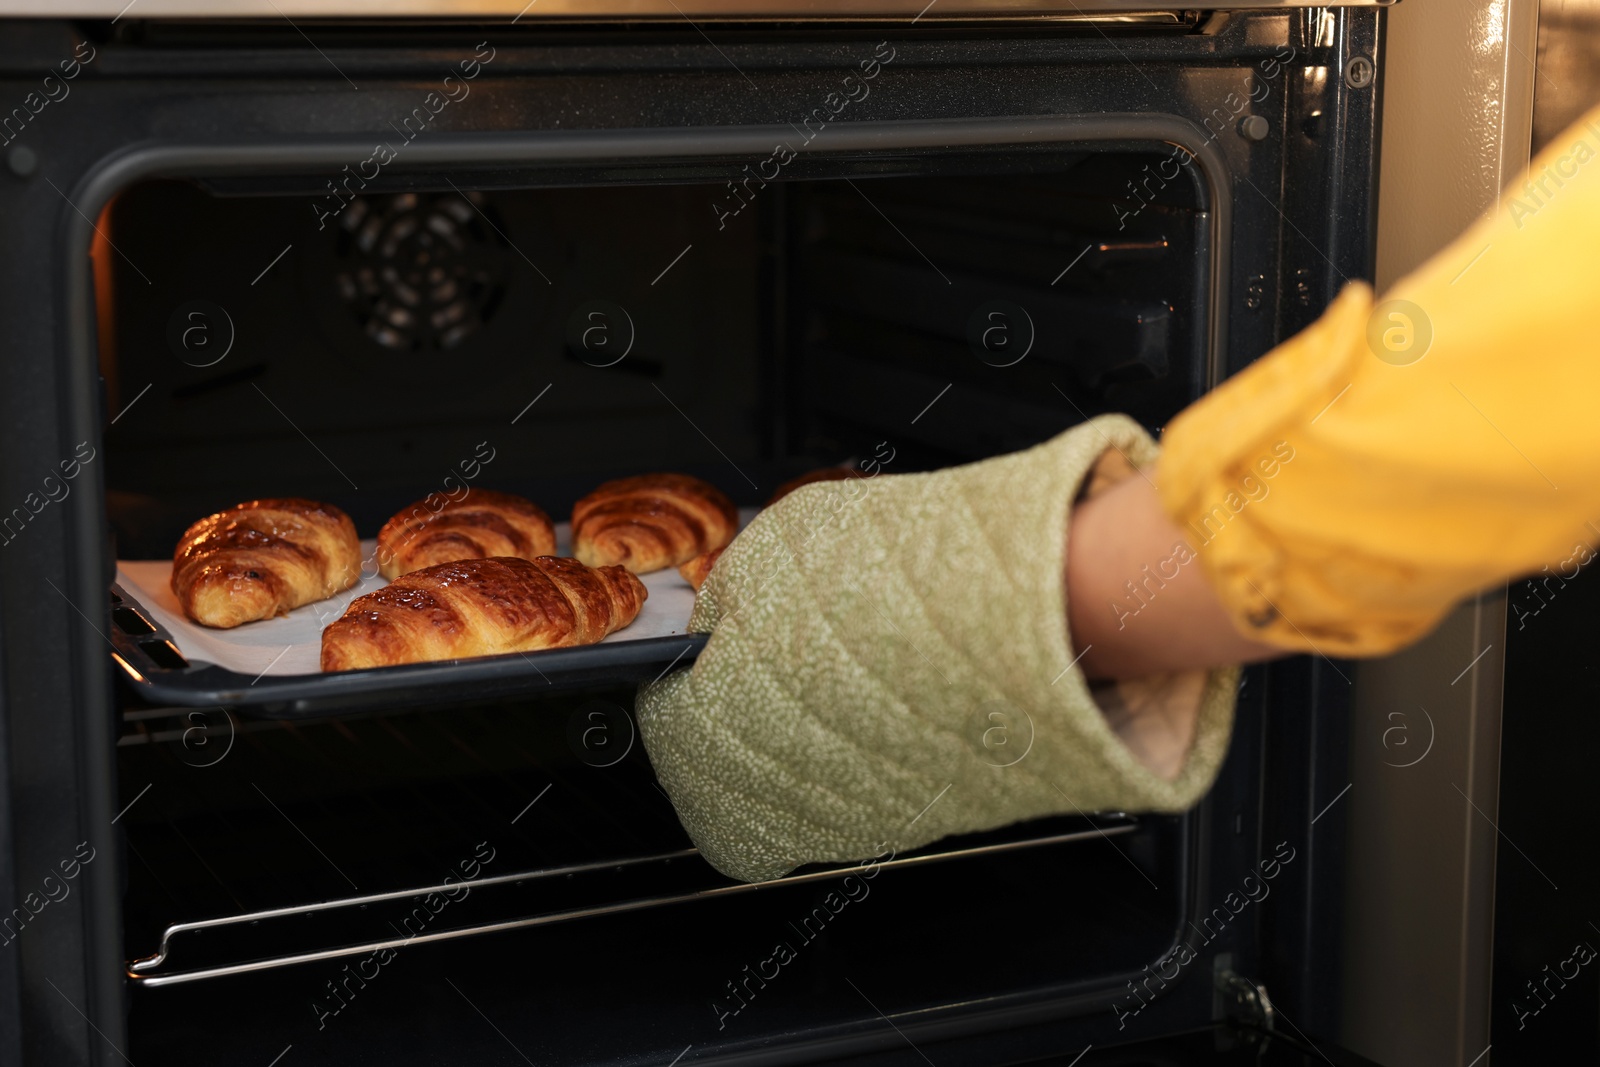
117,700,1146,989
126,817,1138,987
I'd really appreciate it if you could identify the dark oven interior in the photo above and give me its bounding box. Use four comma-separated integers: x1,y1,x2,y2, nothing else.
100,158,1205,549
103,156,1215,1064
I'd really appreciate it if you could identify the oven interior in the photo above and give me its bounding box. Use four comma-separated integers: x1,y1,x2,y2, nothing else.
101,149,1218,1064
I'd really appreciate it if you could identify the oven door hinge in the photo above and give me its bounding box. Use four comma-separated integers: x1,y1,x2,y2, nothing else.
1214,959,1276,1032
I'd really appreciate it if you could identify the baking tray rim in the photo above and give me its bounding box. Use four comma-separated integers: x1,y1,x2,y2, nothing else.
109,580,706,716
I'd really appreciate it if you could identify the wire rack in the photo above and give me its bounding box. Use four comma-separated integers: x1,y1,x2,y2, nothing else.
117,698,1139,987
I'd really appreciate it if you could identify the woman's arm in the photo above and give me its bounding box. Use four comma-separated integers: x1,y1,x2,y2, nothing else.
1067,473,1283,680
1064,468,1281,779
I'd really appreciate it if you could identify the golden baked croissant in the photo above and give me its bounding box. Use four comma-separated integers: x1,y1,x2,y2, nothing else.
767,465,860,504
172,498,361,629
572,473,738,575
676,466,859,591
320,556,646,671
676,547,725,592
376,488,555,580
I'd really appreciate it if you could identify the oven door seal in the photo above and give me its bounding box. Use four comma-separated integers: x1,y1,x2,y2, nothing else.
66,115,1232,717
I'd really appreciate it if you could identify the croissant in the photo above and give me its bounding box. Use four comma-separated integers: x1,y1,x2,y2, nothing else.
172,498,360,629
768,465,860,504
320,556,647,671
376,488,555,580
572,473,738,575
676,547,725,592
677,466,859,591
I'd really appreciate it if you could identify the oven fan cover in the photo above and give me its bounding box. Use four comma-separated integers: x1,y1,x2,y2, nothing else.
330,192,510,352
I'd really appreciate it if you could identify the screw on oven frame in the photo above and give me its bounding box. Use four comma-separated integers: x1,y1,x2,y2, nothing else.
6,145,37,178
1343,55,1376,90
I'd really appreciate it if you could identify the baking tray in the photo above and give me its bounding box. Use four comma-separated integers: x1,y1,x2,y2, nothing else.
108,519,744,718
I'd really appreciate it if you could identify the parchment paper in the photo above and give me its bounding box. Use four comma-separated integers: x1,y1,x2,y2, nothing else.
114,514,749,678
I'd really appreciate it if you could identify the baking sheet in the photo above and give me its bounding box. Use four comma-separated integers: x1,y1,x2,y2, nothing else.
114,515,748,678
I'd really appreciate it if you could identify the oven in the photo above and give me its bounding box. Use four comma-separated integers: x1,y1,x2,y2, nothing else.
0,4,1387,1064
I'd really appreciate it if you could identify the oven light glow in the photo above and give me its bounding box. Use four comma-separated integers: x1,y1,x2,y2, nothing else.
110,652,146,685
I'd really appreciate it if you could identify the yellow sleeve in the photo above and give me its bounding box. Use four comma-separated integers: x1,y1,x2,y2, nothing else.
1156,102,1600,657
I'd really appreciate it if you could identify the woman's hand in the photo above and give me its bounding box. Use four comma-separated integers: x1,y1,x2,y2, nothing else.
636,416,1241,883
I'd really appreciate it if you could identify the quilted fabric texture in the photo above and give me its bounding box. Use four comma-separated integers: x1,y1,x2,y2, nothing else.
636,415,1239,883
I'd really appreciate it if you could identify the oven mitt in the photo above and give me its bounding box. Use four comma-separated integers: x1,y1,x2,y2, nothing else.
636,415,1239,883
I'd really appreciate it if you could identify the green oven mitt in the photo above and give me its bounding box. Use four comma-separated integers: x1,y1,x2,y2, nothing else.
636,415,1239,883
